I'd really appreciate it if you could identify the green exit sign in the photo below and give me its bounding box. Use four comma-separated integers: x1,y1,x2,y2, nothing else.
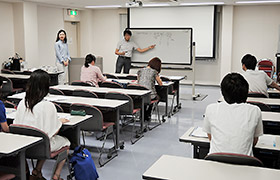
70,10,77,16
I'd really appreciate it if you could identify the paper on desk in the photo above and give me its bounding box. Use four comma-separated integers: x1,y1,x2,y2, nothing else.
58,114,71,120
45,96,68,102
6,109,17,119
258,135,280,147
190,127,208,138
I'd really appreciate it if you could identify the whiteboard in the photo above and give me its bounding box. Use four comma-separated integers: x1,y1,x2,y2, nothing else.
130,28,192,65
129,6,215,58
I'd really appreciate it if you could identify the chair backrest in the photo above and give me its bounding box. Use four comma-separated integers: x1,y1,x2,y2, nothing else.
257,59,274,78
126,84,149,90
9,124,51,159
0,76,13,95
71,80,93,87
247,101,272,111
49,88,65,95
4,100,17,109
103,73,119,79
105,92,133,115
205,152,263,167
70,103,103,131
52,102,64,113
126,75,137,80
248,92,267,98
1,69,15,74
100,81,123,89
73,89,98,98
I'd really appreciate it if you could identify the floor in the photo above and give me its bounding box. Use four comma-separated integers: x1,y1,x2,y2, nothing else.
35,85,221,180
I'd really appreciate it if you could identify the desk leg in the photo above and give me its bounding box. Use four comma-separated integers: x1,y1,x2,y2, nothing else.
175,80,181,110
141,98,145,132
19,151,26,180
163,89,169,120
115,109,124,150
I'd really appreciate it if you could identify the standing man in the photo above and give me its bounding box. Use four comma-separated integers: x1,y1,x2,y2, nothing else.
115,29,156,74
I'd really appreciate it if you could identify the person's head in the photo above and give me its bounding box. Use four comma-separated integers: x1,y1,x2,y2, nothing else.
148,57,162,73
221,73,249,104
123,29,132,41
25,69,50,112
241,54,257,71
56,29,67,43
84,54,96,68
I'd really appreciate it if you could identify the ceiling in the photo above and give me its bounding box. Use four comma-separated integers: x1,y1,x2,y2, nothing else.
1,0,280,9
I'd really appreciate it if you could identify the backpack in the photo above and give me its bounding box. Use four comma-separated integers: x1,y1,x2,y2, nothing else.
70,146,99,180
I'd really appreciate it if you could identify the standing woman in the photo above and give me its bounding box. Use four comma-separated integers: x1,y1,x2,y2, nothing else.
55,29,71,85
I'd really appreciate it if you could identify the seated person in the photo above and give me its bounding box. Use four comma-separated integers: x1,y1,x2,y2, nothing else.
80,54,106,87
14,70,70,180
203,73,263,156
137,57,163,120
0,79,9,132
241,54,280,97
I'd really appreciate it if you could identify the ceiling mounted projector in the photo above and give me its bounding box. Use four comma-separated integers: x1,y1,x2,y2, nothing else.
126,0,143,7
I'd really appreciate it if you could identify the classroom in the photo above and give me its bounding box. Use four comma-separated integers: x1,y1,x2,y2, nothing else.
0,0,280,179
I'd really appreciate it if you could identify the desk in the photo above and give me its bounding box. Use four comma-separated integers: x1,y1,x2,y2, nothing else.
8,92,128,149
268,88,280,98
0,133,42,180
142,155,280,180
52,85,151,133
247,97,280,111
106,78,174,119
262,111,280,135
179,127,280,168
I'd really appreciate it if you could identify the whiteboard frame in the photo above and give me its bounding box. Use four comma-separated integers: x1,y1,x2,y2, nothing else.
128,28,193,66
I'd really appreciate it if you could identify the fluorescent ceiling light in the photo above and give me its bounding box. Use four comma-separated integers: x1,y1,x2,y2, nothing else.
85,5,122,8
143,3,170,7
236,0,280,4
180,2,225,6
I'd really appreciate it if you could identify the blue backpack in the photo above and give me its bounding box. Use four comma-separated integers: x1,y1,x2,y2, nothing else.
70,146,99,180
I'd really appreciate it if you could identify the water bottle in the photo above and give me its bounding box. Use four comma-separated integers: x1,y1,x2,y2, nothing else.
273,72,277,82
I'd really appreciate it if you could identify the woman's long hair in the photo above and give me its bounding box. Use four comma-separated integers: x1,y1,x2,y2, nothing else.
148,57,162,73
56,29,67,43
25,69,50,112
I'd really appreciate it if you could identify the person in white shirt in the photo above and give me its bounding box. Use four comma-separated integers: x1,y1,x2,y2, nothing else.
241,54,280,97
203,73,263,156
14,70,70,180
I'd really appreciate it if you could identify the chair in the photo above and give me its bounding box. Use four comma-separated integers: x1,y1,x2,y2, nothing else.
70,104,117,166
52,102,64,113
160,76,178,117
0,76,23,97
126,75,137,80
205,152,263,167
0,172,15,180
247,101,272,111
1,69,15,74
257,59,275,78
3,100,17,109
100,81,123,89
9,124,71,179
73,89,98,98
49,88,65,95
248,92,267,98
126,84,161,130
105,92,142,144
71,81,93,87
103,73,119,79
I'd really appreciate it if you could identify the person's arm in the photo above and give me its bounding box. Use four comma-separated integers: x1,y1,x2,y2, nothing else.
1,122,9,132
253,108,263,147
270,81,280,91
55,43,64,64
136,44,156,53
96,67,107,82
207,133,212,141
156,75,163,86
115,49,126,56
253,137,258,146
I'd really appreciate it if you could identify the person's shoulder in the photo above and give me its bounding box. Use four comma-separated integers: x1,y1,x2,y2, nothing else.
206,102,220,111
38,100,55,110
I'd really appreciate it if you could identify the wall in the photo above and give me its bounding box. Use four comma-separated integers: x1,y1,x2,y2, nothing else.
13,3,25,59
0,2,15,65
231,5,280,73
37,5,64,67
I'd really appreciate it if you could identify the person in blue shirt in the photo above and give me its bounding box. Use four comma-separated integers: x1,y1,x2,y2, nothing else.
55,29,71,85
0,79,9,132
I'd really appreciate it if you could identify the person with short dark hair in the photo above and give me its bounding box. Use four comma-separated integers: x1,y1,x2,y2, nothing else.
137,57,163,120
55,29,71,85
203,73,263,156
241,54,280,97
14,69,70,180
115,28,156,74
80,54,106,87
